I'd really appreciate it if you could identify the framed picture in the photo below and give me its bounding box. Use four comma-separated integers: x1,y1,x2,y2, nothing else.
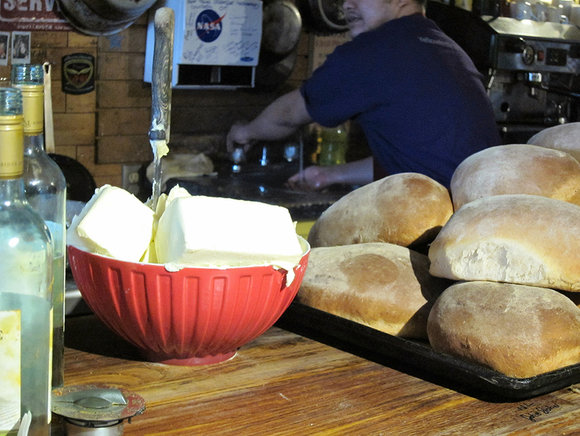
11,31,30,64
0,32,8,66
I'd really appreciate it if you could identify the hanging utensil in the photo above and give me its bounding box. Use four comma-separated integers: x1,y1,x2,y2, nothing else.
261,0,302,62
43,62,55,154
148,6,174,210
297,0,349,34
56,0,157,36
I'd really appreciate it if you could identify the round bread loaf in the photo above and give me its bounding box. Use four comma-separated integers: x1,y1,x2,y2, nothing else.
297,242,452,339
428,194,580,292
427,281,580,378
527,122,580,163
308,173,453,249
560,290,580,308
450,144,580,210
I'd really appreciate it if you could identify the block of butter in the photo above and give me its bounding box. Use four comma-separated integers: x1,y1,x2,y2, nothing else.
155,195,304,270
143,184,193,263
67,185,154,262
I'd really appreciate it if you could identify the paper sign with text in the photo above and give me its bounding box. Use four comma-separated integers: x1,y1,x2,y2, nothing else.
0,0,71,31
181,0,262,66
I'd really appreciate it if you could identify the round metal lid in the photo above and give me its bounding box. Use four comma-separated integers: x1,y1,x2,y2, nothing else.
52,385,146,425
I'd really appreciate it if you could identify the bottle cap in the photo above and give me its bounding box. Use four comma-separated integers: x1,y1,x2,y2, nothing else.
0,87,22,116
11,64,44,86
52,384,146,435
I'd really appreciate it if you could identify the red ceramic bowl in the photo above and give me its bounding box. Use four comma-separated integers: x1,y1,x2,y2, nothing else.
67,238,309,365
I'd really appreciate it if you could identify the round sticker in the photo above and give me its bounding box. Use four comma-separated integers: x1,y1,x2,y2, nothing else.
196,10,224,43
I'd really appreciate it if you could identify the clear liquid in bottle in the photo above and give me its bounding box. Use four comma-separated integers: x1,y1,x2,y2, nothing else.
12,63,66,390
0,86,53,436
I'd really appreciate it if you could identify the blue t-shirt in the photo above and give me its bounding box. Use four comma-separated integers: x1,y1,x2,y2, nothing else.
300,14,501,188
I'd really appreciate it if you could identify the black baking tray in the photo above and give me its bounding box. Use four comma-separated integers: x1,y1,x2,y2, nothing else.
275,302,580,402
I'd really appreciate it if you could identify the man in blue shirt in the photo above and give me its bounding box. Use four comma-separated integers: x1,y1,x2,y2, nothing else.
226,0,500,189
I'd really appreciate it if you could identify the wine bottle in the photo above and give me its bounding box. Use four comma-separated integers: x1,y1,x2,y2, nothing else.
0,87,53,435
12,64,67,389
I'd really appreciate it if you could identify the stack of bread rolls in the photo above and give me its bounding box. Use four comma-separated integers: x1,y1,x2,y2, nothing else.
298,139,580,378
298,173,454,340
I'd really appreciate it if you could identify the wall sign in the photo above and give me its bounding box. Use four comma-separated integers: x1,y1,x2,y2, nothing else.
0,1,72,31
62,53,94,95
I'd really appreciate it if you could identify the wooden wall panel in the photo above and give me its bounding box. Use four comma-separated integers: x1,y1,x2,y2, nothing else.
97,135,152,164
66,91,96,113
53,113,95,147
98,108,150,137
98,52,146,81
97,81,150,109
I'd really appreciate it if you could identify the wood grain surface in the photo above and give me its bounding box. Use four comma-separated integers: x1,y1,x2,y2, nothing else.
60,315,580,435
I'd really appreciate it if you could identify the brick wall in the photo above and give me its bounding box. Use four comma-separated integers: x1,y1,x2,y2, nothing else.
0,14,313,190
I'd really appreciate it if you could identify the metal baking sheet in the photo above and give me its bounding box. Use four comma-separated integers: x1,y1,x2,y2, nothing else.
275,302,580,401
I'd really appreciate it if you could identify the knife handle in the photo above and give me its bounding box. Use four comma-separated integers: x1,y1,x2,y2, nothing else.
150,7,174,144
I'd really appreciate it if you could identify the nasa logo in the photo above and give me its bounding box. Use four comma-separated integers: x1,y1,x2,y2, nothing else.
196,9,225,43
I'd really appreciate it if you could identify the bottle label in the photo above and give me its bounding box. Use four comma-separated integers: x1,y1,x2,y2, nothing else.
0,310,21,432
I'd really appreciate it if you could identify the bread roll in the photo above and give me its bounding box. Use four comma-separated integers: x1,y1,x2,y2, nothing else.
450,144,580,209
427,281,580,378
428,194,580,292
560,290,580,308
297,242,452,339
527,122,580,163
308,173,453,249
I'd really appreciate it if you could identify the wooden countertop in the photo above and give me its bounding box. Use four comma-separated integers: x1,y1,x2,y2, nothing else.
60,314,580,435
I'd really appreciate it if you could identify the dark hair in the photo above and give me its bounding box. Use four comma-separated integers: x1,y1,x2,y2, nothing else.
415,0,428,6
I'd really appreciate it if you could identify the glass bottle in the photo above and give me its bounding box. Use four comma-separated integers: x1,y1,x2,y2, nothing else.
0,87,53,435
12,64,67,389
318,124,348,166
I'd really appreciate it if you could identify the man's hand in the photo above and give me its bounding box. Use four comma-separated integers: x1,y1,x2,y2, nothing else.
287,157,375,191
287,165,334,191
226,121,253,153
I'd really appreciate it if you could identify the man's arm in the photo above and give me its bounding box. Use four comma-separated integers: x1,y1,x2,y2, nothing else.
226,89,312,151
287,156,374,190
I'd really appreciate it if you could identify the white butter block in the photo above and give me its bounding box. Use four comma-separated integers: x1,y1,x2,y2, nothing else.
143,184,193,263
67,185,154,262
155,195,303,269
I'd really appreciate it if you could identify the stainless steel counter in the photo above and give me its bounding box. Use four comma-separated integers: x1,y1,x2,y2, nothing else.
166,163,355,221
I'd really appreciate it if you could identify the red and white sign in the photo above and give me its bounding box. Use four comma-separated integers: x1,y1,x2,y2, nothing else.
0,0,72,31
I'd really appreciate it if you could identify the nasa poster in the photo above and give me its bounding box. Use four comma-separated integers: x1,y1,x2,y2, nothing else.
181,0,262,67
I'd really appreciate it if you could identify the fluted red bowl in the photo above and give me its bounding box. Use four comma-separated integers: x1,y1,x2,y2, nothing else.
67,238,309,365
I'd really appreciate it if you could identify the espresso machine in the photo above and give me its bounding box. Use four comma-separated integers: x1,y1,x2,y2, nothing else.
427,1,580,143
